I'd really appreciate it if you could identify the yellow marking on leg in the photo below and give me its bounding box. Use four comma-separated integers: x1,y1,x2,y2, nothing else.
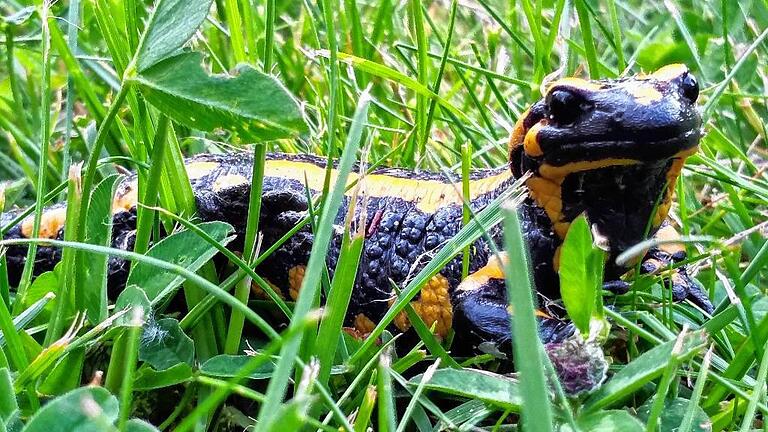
185,161,220,180
344,314,378,340
21,207,67,239
554,222,571,239
288,265,306,301
251,279,285,300
262,160,513,213
353,313,376,335
392,274,453,338
213,174,249,192
457,252,507,292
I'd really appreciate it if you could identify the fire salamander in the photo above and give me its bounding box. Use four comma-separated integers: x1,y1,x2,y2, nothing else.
0,64,711,348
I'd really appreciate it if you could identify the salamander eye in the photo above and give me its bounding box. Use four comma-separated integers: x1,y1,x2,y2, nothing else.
547,89,584,125
680,72,699,103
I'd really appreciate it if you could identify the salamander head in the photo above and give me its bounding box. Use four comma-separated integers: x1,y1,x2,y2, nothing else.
509,64,702,254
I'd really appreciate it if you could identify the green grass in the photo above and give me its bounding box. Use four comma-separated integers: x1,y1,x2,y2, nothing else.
0,0,767,431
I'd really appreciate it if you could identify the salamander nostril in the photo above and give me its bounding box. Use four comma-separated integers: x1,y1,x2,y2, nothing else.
547,89,584,125
680,72,699,103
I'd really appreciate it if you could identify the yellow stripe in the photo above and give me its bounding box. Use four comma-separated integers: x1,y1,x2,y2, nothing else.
539,158,640,183
261,160,513,213
106,159,514,216
547,77,603,92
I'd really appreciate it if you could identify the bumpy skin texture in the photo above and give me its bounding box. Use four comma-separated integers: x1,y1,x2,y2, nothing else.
201,154,512,326
1,152,515,332
0,64,712,349
191,152,511,327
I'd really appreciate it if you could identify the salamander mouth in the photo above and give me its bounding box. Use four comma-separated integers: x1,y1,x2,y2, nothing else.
560,161,673,255
541,128,701,167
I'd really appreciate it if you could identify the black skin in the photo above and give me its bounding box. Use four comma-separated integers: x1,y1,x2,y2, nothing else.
454,67,711,347
0,68,711,350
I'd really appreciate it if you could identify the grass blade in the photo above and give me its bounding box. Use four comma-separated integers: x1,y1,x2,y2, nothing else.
254,91,371,430
503,207,553,432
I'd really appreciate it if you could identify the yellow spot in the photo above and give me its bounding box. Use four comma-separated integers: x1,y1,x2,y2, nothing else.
251,279,285,300
547,77,603,92
625,83,663,105
456,252,507,292
212,174,249,192
523,122,545,157
112,180,139,214
288,265,306,301
653,198,672,228
670,272,687,287
392,274,453,338
649,64,689,82
553,246,562,272
185,161,219,180
262,160,514,213
457,254,554,320
509,109,530,153
21,207,68,239
353,313,376,335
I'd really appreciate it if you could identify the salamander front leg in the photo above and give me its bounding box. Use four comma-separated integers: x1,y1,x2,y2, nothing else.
451,253,573,350
602,225,713,313
640,225,713,313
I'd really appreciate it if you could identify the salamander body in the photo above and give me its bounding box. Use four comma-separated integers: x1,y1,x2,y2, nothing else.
0,64,711,347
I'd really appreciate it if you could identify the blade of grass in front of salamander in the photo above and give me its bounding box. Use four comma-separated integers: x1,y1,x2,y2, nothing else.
502,207,554,432
133,115,169,255
254,92,371,430
225,142,267,355
15,4,53,314
461,143,471,279
315,190,366,385
44,165,82,345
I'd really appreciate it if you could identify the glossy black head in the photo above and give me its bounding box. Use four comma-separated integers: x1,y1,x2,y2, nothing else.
508,65,703,256
509,64,701,175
